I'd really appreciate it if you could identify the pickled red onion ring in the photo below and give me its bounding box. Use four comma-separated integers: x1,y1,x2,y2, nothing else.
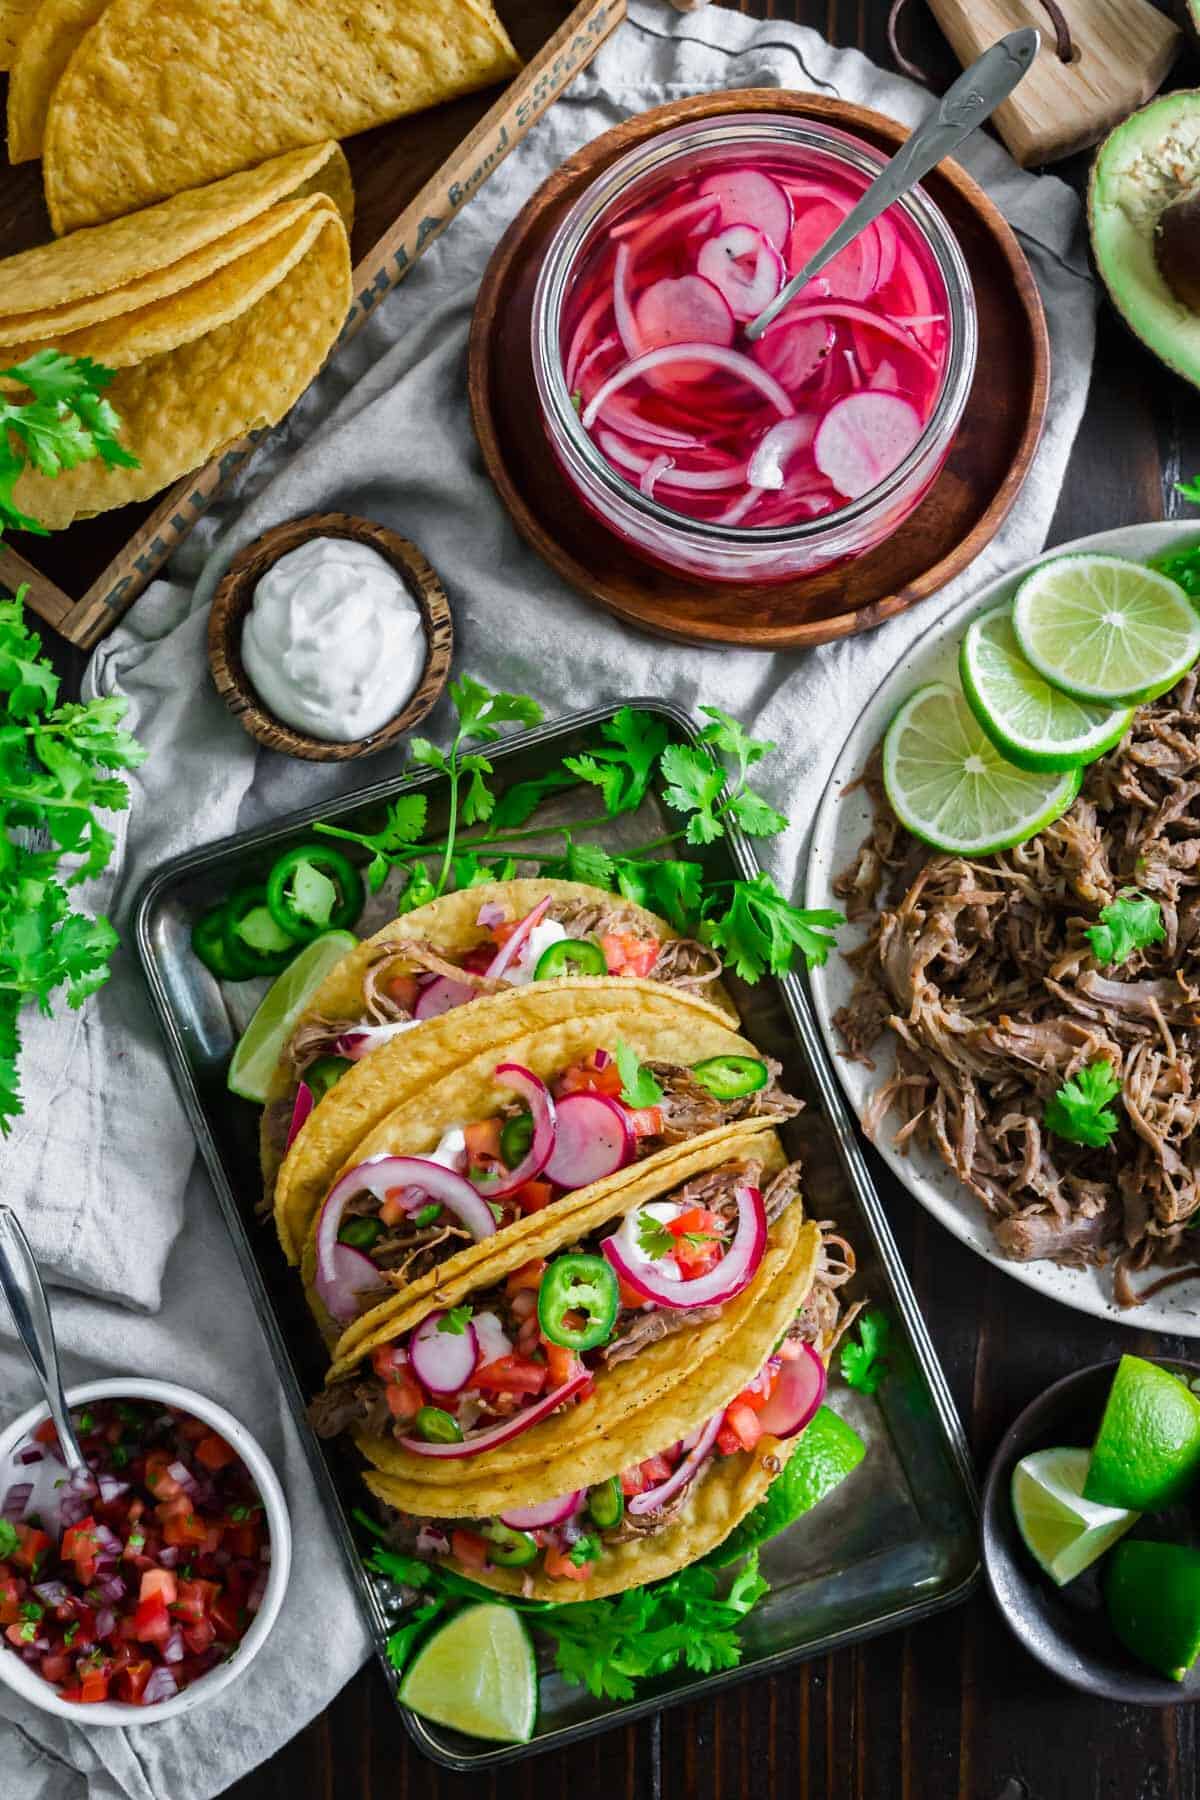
628,1411,724,1516
582,346,795,431
400,1369,590,1458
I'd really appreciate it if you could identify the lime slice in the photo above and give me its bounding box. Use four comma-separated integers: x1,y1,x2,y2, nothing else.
881,680,1082,855
960,604,1134,772
226,928,358,1102
1012,554,1200,704
1011,1447,1138,1586
1084,1354,1200,1511
399,1603,537,1743
1105,1540,1200,1681
782,1404,866,1513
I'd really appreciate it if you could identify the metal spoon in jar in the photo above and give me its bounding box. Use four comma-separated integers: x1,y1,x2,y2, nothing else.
0,1204,88,1475
743,27,1040,343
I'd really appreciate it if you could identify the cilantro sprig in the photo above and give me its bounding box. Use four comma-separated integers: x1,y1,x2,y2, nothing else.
0,590,146,1130
1085,890,1164,968
1,351,139,537
839,1310,892,1396
614,1038,663,1110
311,688,842,985
1044,1059,1122,1150
436,1305,472,1336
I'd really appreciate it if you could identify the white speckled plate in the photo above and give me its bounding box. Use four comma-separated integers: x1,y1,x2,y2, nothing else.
805,521,1200,1335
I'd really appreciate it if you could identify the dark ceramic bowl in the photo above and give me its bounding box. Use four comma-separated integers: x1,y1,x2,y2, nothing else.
982,1358,1200,1705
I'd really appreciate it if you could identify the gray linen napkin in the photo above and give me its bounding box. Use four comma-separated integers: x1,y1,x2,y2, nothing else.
0,3,1096,1794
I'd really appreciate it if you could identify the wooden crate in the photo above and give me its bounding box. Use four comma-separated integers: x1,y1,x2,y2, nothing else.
0,0,626,646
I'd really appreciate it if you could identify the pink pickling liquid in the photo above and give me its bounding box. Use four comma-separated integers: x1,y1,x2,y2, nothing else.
560,146,951,532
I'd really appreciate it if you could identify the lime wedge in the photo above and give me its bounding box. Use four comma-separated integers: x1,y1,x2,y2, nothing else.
960,604,1134,772
1084,1354,1200,1511
226,929,358,1103
1012,554,1200,704
1011,1447,1138,1586
881,680,1082,855
1105,1540,1200,1682
399,1603,537,1743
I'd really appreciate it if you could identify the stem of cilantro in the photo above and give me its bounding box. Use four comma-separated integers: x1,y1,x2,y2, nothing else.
435,750,461,898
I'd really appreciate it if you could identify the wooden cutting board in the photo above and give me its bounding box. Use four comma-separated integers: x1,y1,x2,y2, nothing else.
927,0,1181,166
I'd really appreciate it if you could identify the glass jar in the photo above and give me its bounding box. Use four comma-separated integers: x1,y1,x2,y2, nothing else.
531,114,978,586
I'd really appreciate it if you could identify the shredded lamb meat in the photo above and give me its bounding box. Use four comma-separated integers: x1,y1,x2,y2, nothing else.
833,675,1200,1306
645,1057,802,1145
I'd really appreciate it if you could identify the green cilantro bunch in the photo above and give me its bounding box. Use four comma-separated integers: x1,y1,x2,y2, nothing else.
0,589,146,1130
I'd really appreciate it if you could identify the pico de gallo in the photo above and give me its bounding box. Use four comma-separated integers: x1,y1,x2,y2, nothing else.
310,1154,805,1448
0,1400,269,1706
368,1218,858,1588
310,1039,800,1325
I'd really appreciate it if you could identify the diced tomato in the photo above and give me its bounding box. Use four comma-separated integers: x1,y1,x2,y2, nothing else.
505,1258,547,1296
78,1668,110,1704
623,1105,663,1139
716,1425,743,1457
5,1623,33,1648
157,1501,210,1550
171,1578,219,1625
0,1576,22,1626
543,1544,591,1582
616,1275,648,1310
488,919,521,947
132,1590,171,1644
556,1055,623,1099
10,1525,51,1576
638,1453,675,1486
450,1529,489,1571
194,1433,237,1472
58,1685,83,1701
182,1617,216,1655
33,1419,59,1447
176,1417,208,1442
228,1522,259,1557
383,1370,424,1423
61,1518,101,1585
473,1354,548,1396
511,1180,553,1214
669,1206,726,1240
143,1450,183,1501
600,931,660,978
386,973,421,1012
112,1660,152,1704
379,1189,409,1227
721,1401,764,1453
139,1568,177,1607
40,1651,71,1684
620,1464,647,1496
211,1594,243,1642
544,1343,584,1388
464,1118,504,1162
370,1342,409,1382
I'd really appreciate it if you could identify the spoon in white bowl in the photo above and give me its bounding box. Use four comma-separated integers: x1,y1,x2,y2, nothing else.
743,27,1040,343
0,1204,87,1476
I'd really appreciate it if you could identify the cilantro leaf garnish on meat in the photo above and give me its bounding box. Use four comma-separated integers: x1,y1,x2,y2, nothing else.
635,1211,674,1259
1175,473,1200,505
839,1309,892,1395
436,1306,472,1336
1085,890,1165,968
615,1038,664,1110
568,1533,600,1567
0,589,146,1130
1044,1059,1122,1149
0,351,139,536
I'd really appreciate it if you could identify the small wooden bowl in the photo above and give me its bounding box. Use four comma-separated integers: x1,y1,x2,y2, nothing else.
208,513,453,761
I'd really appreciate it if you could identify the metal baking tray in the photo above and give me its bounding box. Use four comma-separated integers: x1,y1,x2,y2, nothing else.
132,698,979,1770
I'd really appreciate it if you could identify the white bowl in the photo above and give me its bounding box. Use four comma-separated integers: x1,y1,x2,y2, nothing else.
0,1377,291,1726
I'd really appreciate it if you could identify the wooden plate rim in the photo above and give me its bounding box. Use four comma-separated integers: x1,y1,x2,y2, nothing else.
469,87,1051,650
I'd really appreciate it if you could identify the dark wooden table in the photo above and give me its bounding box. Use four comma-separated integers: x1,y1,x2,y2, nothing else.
40,2,1200,1795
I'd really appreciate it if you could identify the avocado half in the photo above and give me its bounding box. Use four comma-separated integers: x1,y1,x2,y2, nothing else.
1089,91,1200,390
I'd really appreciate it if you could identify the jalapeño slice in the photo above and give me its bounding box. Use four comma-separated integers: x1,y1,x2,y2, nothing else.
537,1254,619,1352
500,1112,534,1169
484,1523,539,1567
414,1406,462,1445
226,887,297,976
266,844,364,942
691,1054,769,1101
306,1055,352,1103
192,904,254,981
338,1217,381,1250
533,938,607,980
587,1476,624,1531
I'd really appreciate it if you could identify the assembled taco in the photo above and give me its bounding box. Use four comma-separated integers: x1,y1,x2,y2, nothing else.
295,997,800,1342
266,879,738,1261
310,1133,858,1599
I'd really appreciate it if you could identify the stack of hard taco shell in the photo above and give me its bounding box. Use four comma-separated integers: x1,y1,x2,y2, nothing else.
262,879,859,1601
0,143,354,527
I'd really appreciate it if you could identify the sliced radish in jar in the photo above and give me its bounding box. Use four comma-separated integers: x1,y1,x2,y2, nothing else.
697,168,792,250
813,391,924,499
400,1369,590,1458
634,275,735,372
628,1411,723,1516
756,1343,827,1439
542,1090,634,1188
499,1490,584,1530
413,975,476,1020
582,344,794,430
788,204,881,300
602,1183,766,1307
285,1081,314,1150
483,895,553,982
751,314,834,392
472,1063,556,1199
315,1243,389,1324
696,225,784,321
410,1310,480,1395
747,415,817,490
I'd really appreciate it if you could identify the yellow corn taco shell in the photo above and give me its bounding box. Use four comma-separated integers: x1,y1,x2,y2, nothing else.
10,205,350,529
271,911,741,1265
327,1127,816,1511
7,0,106,162
0,141,352,345
44,0,521,233
0,0,38,70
